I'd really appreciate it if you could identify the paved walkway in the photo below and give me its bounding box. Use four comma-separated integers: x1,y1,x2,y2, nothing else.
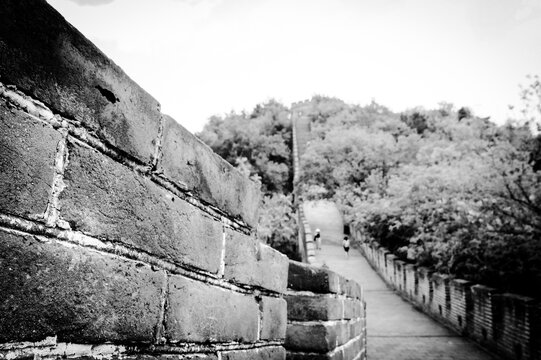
303,201,499,360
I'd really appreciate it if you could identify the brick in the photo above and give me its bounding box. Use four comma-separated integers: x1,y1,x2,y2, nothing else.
285,353,329,360
221,346,285,360
349,319,362,338
343,279,362,300
158,116,260,227
0,229,164,343
166,275,258,343
342,337,363,360
335,321,349,346
286,294,343,321
0,98,60,219
224,229,259,282
258,244,289,293
60,140,223,273
260,297,287,340
288,261,341,294
285,323,340,353
343,299,356,320
286,351,346,360
131,355,218,360
224,231,288,293
0,0,161,163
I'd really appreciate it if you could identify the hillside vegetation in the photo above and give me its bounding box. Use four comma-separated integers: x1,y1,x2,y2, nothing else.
198,80,541,297
197,100,299,260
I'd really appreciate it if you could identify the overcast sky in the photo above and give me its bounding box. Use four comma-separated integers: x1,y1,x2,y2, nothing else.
47,0,541,133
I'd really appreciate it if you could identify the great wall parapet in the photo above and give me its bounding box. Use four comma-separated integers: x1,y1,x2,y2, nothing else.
358,240,541,360
0,1,283,358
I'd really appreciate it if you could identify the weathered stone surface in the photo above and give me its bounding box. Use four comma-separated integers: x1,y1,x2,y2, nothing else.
224,230,288,292
221,346,285,360
343,299,363,320
130,355,218,360
223,229,258,283
285,323,338,353
158,116,260,227
0,0,161,163
258,244,289,293
288,261,341,294
342,336,363,360
260,297,287,340
285,352,329,360
286,294,343,321
0,230,164,343
166,275,259,343
349,319,362,338
343,279,362,300
335,321,349,346
0,98,60,219
343,299,356,320
60,140,223,273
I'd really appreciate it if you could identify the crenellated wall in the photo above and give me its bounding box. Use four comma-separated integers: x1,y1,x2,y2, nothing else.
359,240,541,360
285,261,367,360
0,1,289,358
291,102,315,264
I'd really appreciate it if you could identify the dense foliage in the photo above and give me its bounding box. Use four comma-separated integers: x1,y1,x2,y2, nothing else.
298,91,541,297
198,80,541,297
197,100,300,260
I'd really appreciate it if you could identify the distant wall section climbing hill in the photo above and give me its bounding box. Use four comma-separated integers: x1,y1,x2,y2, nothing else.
291,101,315,263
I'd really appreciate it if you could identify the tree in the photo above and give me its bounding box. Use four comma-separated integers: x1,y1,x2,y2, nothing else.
197,100,293,194
257,194,299,261
197,100,299,260
297,95,541,297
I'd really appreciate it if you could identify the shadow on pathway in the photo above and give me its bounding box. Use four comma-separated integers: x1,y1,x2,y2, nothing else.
303,200,499,360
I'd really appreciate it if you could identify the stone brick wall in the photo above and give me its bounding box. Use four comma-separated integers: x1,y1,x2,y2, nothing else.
290,102,315,264
285,261,367,360
0,1,289,359
359,241,541,360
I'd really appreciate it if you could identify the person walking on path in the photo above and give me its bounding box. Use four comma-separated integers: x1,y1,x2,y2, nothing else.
342,235,350,258
314,228,322,250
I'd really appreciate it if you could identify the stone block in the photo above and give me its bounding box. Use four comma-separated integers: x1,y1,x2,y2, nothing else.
343,299,356,320
343,279,362,300
221,346,285,360
131,355,218,360
286,294,343,321
223,229,259,282
285,353,329,360
0,0,161,163
224,231,288,293
0,230,164,343
260,296,287,340
288,260,341,294
342,337,362,360
60,140,223,273
285,323,340,353
158,116,260,227
335,321,349,346
349,319,362,338
0,98,60,219
258,244,289,293
166,275,259,343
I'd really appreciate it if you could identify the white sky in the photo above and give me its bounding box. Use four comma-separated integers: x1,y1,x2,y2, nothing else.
47,0,541,133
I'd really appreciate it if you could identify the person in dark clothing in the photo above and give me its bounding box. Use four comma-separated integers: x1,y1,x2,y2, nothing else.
314,228,321,250
343,236,350,258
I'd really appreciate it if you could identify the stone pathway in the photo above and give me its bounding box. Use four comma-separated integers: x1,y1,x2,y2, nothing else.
303,201,499,360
